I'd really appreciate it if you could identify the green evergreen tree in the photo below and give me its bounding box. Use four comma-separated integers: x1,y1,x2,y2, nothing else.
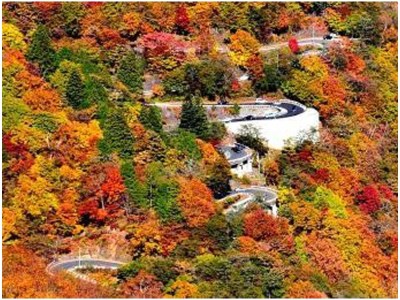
145,162,182,222
179,97,209,139
117,52,145,93
207,121,227,141
120,160,147,208
65,69,84,109
198,60,232,101
98,109,134,159
169,60,232,100
254,64,282,95
206,214,233,250
168,129,202,161
61,2,85,38
121,160,182,222
138,105,163,133
205,157,232,199
26,24,56,77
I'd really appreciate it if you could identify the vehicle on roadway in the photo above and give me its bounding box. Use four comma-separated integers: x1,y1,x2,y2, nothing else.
323,33,338,40
244,115,254,120
255,98,268,104
232,144,245,152
218,98,228,105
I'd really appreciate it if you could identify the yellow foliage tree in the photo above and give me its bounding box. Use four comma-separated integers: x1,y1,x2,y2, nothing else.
164,276,199,298
229,30,261,66
12,174,58,219
2,208,17,242
2,23,27,52
53,120,102,165
129,211,163,258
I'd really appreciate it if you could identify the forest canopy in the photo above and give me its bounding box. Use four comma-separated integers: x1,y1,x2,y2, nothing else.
2,2,398,298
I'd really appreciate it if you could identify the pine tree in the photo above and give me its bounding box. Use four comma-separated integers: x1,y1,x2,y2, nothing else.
117,52,145,93
138,105,163,133
98,109,134,159
120,160,147,208
65,70,84,109
26,24,56,77
179,97,209,139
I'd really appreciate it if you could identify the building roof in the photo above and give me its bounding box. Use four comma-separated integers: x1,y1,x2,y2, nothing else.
218,143,252,165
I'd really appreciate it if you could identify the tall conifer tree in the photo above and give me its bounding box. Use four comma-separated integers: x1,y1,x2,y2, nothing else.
26,24,56,76
179,97,209,139
117,52,145,93
65,69,84,109
139,105,163,133
99,109,135,159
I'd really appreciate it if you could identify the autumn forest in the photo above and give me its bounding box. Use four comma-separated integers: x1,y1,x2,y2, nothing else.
2,2,398,298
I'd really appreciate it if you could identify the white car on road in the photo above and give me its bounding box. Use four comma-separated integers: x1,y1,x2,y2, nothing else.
255,98,268,104
323,33,338,40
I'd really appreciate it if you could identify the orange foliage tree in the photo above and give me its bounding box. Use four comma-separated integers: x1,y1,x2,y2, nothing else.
243,207,294,253
305,233,348,283
3,245,114,298
229,29,261,66
79,163,125,223
244,208,279,241
22,87,62,112
121,270,163,298
285,280,327,298
53,120,102,165
176,177,216,227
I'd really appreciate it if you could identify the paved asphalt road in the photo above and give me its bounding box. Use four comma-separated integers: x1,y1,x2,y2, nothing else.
259,37,332,53
221,187,277,204
231,187,277,203
226,102,305,122
47,258,124,275
153,101,305,121
220,187,278,214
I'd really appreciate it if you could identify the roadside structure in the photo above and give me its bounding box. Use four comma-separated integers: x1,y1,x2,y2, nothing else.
218,143,253,178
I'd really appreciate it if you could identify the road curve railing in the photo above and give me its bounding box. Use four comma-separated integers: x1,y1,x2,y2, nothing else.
221,143,253,166
279,99,307,111
46,258,124,284
259,36,332,53
222,192,255,214
218,186,278,215
221,99,306,123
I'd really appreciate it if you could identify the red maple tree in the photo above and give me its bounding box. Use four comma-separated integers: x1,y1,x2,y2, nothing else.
175,5,190,34
356,185,381,214
288,37,300,54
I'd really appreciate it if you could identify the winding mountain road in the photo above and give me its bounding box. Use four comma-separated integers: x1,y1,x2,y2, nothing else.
47,258,123,275
152,99,307,123
47,38,327,281
219,186,278,215
259,36,333,53
47,258,124,283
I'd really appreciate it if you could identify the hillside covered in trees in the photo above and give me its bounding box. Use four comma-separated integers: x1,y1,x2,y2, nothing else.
2,2,398,298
